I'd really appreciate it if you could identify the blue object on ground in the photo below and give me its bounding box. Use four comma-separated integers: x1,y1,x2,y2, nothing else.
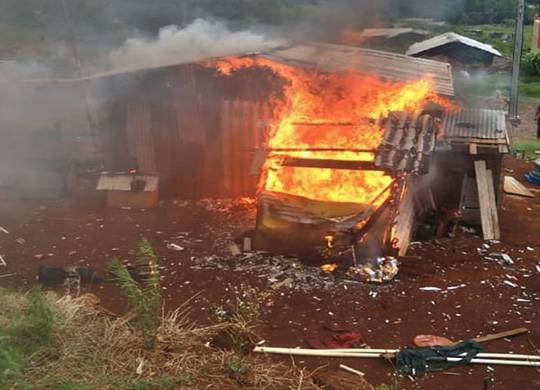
525,159,540,185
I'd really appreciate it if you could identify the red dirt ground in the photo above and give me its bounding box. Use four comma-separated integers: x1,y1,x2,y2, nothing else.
1,157,540,389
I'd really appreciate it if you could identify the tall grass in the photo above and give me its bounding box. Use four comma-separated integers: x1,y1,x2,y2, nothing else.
108,239,162,347
0,287,55,388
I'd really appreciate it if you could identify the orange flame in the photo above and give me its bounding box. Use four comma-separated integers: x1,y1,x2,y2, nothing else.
209,56,451,204
321,263,338,273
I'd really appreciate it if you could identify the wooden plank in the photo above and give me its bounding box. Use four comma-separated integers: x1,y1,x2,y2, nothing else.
499,144,509,153
281,158,382,171
504,176,535,197
469,143,478,155
474,160,495,240
394,188,415,256
486,169,501,240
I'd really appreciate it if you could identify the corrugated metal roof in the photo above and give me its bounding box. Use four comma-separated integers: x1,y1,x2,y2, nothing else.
375,112,436,175
442,108,507,140
406,32,503,57
361,28,429,39
32,42,454,96
97,173,159,192
261,42,454,96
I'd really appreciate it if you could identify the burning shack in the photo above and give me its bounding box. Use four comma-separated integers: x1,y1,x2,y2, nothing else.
11,42,479,267
67,42,455,265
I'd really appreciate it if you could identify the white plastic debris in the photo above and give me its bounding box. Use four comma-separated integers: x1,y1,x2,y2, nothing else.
135,358,145,375
420,287,442,292
490,253,514,266
503,280,518,288
0,226,9,234
447,284,466,291
166,243,185,251
0,254,6,267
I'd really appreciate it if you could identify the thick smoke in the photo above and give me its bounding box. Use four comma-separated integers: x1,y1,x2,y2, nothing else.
110,19,285,71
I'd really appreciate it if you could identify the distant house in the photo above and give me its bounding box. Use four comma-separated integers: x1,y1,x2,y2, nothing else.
406,32,503,67
354,28,429,52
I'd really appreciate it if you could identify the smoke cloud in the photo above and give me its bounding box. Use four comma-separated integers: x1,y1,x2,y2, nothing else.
110,19,285,71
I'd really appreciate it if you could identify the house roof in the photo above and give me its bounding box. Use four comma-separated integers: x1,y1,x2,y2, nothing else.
30,42,454,96
442,108,508,141
360,28,429,39
261,42,454,96
406,32,503,57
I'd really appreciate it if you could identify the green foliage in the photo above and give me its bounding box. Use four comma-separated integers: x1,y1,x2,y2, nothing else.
0,287,55,389
523,52,540,77
214,285,262,356
108,239,162,347
513,137,540,158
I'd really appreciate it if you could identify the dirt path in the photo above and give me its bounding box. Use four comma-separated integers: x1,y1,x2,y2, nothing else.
1,158,539,389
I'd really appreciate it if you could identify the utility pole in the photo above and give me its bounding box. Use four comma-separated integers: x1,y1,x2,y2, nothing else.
60,0,99,149
509,0,526,120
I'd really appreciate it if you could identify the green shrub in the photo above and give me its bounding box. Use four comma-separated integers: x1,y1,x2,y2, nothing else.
523,52,540,77
0,287,54,388
108,239,162,347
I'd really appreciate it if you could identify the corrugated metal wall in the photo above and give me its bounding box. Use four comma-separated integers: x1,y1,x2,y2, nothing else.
120,96,273,197
220,99,273,196
126,96,157,173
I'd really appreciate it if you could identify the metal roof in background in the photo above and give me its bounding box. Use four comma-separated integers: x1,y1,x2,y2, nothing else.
261,42,454,96
442,108,507,140
406,32,503,57
361,28,429,39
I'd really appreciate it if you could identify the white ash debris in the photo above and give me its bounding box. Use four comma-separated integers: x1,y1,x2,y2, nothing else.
191,252,338,292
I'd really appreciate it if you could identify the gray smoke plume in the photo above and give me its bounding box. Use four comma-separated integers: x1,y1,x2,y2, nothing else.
109,19,285,72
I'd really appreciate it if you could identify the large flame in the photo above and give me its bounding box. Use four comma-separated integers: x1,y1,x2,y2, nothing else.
210,56,447,205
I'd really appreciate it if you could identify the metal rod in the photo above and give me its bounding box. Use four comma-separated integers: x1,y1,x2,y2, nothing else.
509,0,526,119
251,148,376,153
254,347,540,361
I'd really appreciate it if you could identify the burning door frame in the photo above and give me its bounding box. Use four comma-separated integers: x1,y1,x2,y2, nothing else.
253,112,439,264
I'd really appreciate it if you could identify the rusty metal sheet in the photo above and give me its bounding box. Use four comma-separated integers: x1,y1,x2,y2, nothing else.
261,42,454,96
220,99,273,196
126,96,158,173
442,108,507,140
375,112,436,175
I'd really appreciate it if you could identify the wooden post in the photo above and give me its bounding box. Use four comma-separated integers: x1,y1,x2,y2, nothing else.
486,169,501,239
474,161,500,240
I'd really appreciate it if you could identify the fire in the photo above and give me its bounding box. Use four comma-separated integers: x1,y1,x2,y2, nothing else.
321,263,338,273
209,56,449,204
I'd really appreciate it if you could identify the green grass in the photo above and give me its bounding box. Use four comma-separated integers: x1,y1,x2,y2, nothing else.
0,287,55,389
513,137,540,159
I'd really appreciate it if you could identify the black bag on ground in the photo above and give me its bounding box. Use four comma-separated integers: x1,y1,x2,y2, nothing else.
396,340,483,377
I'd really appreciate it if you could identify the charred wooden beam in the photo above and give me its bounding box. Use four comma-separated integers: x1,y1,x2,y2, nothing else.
248,148,376,153
280,158,383,171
